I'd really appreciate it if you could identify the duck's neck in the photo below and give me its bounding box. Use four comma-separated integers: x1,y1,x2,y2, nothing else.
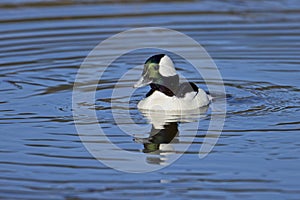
150,75,179,97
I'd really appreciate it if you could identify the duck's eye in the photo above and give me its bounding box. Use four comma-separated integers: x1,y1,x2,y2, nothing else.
154,65,159,70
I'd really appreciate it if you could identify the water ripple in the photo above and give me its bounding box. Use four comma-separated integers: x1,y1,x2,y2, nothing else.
0,0,300,199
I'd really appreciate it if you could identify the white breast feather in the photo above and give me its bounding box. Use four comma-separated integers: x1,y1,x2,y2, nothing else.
138,89,210,111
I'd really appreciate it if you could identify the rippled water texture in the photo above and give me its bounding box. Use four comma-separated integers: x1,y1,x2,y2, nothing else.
0,0,300,199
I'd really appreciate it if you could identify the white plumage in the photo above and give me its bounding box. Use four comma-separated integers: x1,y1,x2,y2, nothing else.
138,88,210,111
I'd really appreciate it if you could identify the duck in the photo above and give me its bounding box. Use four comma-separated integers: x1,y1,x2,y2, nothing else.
134,54,211,111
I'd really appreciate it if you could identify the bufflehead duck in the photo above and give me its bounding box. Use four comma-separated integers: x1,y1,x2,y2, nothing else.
134,54,211,111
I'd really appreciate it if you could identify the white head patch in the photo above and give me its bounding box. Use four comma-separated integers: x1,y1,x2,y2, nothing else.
158,55,177,77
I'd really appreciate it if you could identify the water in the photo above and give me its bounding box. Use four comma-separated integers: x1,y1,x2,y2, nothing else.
0,0,300,199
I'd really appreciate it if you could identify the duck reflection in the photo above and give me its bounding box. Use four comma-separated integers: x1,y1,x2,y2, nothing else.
134,122,179,154
134,107,208,165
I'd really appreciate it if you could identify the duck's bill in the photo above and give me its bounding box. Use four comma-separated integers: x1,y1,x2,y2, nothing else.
133,76,152,88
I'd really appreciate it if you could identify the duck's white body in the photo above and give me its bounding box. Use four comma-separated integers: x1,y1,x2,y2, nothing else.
138,88,210,111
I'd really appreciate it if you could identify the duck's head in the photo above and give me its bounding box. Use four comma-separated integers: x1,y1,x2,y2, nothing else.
134,54,178,89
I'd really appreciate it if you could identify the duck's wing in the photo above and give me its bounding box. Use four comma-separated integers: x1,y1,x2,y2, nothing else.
176,82,199,98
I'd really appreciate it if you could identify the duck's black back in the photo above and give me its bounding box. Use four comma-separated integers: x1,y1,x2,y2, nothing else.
176,82,199,98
